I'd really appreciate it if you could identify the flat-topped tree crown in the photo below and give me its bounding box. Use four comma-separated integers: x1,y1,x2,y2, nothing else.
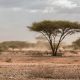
28,20,57,33
52,21,80,28
28,20,80,56
29,20,80,30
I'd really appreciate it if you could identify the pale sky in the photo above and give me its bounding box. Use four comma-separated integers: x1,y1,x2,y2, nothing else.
0,0,80,44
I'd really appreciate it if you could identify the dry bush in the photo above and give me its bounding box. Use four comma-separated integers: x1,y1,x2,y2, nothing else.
5,58,12,63
25,50,51,57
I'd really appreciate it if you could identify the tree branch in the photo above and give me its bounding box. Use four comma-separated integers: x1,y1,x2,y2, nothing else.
40,31,50,42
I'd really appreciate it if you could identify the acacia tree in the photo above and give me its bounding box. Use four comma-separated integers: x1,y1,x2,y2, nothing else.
28,20,80,56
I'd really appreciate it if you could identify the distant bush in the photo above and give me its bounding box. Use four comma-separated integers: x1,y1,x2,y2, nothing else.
0,41,32,52
0,46,8,52
72,38,80,50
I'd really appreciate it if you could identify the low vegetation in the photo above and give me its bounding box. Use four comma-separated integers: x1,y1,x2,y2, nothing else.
0,64,80,80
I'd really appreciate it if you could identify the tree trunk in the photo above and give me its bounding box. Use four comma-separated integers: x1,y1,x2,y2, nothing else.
54,33,64,56
54,39,62,56
49,41,57,56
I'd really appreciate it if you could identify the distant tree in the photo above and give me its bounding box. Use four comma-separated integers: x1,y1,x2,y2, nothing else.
72,38,80,49
0,46,6,52
0,41,29,52
28,20,80,56
1,41,17,52
0,43,8,52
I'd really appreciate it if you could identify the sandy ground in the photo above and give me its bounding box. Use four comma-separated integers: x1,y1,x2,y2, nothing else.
0,51,80,64
0,56,80,64
0,63,80,79
0,62,80,65
0,51,80,79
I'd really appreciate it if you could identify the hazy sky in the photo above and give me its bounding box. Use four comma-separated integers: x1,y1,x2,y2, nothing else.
0,0,80,43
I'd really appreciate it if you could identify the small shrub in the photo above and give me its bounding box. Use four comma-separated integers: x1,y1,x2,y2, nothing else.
5,58,12,62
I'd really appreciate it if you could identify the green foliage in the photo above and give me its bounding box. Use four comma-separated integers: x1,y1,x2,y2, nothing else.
0,44,8,52
29,20,80,32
